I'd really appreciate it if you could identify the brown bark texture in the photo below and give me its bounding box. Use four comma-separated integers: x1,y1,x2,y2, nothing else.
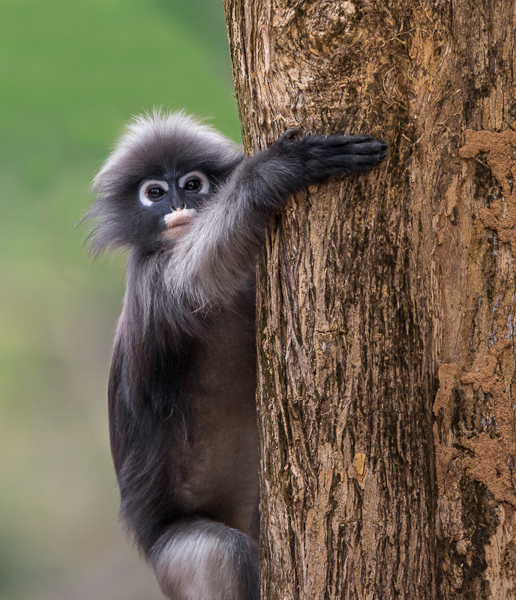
223,1,516,599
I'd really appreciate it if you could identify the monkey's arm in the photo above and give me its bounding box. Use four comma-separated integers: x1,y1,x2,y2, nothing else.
167,133,387,309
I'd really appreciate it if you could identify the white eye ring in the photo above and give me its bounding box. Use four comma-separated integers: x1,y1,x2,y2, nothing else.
178,171,210,194
139,180,169,207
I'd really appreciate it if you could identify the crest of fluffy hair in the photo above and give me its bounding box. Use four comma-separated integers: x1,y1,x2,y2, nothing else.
85,110,242,256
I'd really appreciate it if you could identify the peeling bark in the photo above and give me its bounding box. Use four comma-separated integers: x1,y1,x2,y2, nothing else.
224,1,516,598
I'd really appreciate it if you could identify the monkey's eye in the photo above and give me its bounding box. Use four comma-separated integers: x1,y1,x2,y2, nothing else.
178,171,210,194
184,179,201,192
148,186,165,199
139,180,169,206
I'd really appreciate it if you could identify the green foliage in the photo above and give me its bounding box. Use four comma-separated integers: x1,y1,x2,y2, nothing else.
0,0,239,597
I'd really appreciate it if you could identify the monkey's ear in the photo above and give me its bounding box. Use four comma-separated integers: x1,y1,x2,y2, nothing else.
82,150,145,257
79,198,125,258
81,171,140,257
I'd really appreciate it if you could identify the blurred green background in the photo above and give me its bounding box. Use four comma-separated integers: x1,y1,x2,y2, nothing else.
0,0,240,598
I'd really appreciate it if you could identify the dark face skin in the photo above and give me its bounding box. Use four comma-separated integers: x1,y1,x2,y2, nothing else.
137,169,212,243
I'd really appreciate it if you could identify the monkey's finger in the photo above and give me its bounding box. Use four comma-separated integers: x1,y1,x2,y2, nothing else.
307,151,387,177
310,139,388,157
324,134,374,146
325,152,388,167
343,140,388,155
300,134,373,149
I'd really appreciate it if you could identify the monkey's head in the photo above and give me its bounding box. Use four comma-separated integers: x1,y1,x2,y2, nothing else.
87,111,243,255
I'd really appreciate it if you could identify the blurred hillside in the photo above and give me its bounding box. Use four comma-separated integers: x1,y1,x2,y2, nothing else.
0,0,240,598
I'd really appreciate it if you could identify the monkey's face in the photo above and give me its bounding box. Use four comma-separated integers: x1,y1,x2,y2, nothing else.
138,170,211,243
88,112,243,256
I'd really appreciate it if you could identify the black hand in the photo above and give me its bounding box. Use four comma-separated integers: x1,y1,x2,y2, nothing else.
273,132,388,185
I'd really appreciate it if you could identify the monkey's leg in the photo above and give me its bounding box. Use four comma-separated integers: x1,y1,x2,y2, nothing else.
150,519,259,600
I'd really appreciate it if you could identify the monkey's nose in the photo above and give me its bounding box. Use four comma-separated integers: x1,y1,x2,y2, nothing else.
171,202,186,211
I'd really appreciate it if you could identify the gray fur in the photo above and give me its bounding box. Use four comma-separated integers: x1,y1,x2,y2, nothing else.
87,111,387,600
166,173,264,308
93,110,241,194
152,521,259,600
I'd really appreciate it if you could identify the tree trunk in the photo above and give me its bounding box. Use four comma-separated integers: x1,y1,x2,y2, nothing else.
223,1,516,599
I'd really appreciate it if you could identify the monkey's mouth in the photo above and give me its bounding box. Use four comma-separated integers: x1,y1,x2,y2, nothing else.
163,209,196,235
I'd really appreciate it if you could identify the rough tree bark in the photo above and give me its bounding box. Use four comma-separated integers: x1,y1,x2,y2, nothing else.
223,1,516,599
